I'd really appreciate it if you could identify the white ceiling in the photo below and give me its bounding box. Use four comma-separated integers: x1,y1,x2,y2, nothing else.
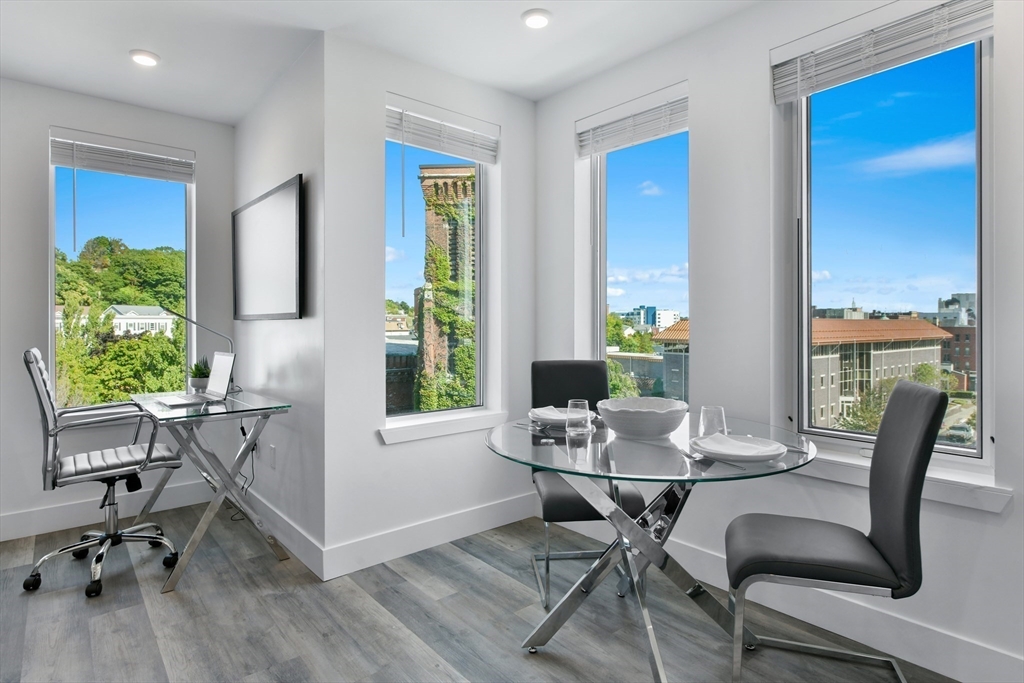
0,1,755,125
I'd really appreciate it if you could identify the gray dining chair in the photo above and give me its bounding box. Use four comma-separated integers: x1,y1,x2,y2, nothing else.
725,380,948,682
22,348,182,598
530,360,646,608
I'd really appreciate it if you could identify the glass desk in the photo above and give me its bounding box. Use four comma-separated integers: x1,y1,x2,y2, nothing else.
485,416,815,682
131,391,291,593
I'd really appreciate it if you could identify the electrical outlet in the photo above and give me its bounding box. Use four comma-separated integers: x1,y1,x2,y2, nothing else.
267,444,277,470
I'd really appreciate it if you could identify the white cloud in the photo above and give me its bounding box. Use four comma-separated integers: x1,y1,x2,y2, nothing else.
861,133,975,175
638,180,663,196
385,246,404,262
811,270,831,282
831,111,862,122
607,287,626,297
608,263,689,285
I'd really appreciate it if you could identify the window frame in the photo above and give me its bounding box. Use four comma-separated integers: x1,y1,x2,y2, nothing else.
795,39,991,463
48,165,194,408
381,137,488,420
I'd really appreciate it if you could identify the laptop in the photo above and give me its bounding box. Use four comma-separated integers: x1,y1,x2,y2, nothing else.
160,352,235,407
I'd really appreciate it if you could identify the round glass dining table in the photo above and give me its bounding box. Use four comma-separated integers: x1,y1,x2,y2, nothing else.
484,414,816,683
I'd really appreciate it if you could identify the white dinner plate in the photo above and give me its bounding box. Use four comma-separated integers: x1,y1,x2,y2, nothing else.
528,406,598,426
688,433,787,462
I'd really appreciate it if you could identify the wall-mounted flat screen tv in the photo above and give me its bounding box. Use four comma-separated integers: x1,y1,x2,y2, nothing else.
232,174,303,320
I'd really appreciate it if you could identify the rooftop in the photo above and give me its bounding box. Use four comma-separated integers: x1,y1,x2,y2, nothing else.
103,305,174,316
811,319,952,345
652,320,690,343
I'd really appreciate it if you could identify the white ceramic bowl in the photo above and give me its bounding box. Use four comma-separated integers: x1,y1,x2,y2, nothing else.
597,397,688,440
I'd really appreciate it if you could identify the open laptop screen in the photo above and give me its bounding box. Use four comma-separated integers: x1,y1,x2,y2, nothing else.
206,352,235,398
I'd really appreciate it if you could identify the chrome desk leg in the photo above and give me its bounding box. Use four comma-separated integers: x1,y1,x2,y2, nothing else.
554,476,759,666
132,466,175,527
523,484,679,651
179,419,288,561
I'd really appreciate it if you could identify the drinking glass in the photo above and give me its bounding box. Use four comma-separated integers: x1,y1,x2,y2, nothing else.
699,406,728,437
565,399,592,436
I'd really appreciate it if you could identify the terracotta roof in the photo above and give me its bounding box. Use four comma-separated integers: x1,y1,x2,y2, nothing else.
812,319,952,345
652,319,689,343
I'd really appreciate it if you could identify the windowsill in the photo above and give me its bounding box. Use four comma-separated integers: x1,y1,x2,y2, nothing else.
379,407,508,445
795,447,1012,513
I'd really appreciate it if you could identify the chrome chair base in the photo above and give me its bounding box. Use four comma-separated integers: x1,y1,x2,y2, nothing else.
23,479,178,598
531,521,627,609
729,575,906,683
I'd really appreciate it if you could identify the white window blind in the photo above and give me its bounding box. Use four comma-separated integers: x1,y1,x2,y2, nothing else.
773,0,993,105
385,106,499,165
576,97,688,157
49,137,196,184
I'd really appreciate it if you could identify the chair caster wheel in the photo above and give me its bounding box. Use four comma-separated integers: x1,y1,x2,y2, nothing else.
163,552,179,568
72,548,89,559
617,592,626,598
23,574,41,591
528,647,538,654
85,580,102,598
80,534,91,542
148,540,164,548
745,644,756,651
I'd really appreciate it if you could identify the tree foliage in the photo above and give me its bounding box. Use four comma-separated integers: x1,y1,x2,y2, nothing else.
606,313,654,353
607,359,640,399
53,237,186,407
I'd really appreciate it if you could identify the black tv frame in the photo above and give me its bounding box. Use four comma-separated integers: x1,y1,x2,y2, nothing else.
231,173,303,320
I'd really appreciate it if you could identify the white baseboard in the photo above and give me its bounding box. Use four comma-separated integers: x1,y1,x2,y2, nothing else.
0,479,213,542
242,489,326,578
320,491,540,580
665,535,1022,683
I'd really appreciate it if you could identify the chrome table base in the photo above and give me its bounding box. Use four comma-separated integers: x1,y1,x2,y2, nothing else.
158,415,288,593
523,476,758,683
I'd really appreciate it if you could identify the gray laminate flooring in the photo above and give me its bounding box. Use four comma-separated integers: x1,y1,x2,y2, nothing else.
0,504,956,683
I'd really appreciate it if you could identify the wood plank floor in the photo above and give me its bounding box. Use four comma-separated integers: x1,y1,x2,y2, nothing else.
0,504,957,683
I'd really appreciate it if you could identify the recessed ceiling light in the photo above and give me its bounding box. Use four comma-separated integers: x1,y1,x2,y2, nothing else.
129,50,160,67
522,8,551,29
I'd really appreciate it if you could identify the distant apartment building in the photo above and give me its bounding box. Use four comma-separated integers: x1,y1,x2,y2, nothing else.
54,305,175,338
812,305,867,320
655,309,680,329
619,305,657,327
651,319,690,403
940,326,976,391
810,319,950,428
385,314,413,335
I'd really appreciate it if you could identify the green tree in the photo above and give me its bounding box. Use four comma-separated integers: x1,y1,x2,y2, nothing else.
607,359,640,398
836,378,897,434
606,313,627,347
912,362,940,388
386,299,412,315
620,330,654,353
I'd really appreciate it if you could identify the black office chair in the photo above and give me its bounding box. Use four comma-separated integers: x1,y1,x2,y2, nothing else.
22,348,182,598
530,360,647,608
725,380,948,682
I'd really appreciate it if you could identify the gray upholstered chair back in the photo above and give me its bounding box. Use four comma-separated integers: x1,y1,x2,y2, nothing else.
867,380,948,599
531,360,610,410
24,348,60,491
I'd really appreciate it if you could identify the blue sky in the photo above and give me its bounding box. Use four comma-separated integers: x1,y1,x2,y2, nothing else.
606,131,690,316
384,140,473,307
810,43,977,312
55,167,186,257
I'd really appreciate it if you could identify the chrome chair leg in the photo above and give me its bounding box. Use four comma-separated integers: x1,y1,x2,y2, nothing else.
24,537,102,585
729,586,747,682
531,521,614,609
122,521,163,535
121,533,177,554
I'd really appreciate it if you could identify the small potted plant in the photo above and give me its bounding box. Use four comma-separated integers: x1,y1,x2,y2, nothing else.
188,356,211,392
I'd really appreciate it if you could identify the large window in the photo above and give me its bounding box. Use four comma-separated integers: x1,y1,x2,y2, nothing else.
602,132,690,400
384,141,481,416
801,42,981,453
53,167,188,407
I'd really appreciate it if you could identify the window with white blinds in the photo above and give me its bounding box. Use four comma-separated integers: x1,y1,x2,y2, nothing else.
576,97,689,157
772,0,993,104
385,106,499,165
49,137,196,184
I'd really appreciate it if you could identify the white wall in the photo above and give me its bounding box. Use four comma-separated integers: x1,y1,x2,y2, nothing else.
535,2,1024,681
0,78,235,539
319,34,538,578
233,36,327,574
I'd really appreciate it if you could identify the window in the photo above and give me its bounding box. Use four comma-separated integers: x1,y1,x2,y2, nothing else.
52,133,191,408
580,92,690,402
799,40,982,453
384,103,496,416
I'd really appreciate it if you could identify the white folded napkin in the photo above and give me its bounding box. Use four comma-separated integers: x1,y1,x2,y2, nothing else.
529,406,596,425
697,432,779,456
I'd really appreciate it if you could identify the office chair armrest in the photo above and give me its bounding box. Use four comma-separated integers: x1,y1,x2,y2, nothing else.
57,401,150,444
52,409,162,473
